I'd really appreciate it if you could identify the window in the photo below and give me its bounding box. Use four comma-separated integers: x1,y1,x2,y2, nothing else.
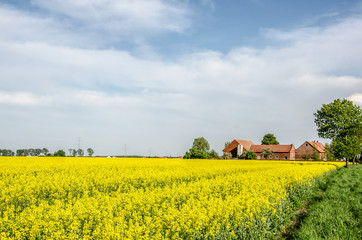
285,156,288,160
269,155,272,159
257,156,260,160
275,156,279,159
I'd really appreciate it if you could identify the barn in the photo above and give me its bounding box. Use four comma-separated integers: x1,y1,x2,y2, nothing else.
295,141,325,160
223,140,255,158
250,144,296,160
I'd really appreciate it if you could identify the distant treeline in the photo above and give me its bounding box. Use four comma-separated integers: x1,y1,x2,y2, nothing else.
0,148,94,157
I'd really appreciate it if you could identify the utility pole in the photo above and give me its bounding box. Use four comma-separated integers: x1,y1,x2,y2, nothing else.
77,137,81,149
148,147,153,157
123,144,128,156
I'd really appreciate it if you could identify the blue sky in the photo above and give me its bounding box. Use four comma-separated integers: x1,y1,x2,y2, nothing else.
0,0,361,156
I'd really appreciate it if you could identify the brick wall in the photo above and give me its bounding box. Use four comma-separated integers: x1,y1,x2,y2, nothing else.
295,142,325,160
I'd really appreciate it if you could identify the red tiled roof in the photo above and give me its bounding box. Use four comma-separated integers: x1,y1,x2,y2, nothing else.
307,141,325,153
223,139,255,152
250,144,294,153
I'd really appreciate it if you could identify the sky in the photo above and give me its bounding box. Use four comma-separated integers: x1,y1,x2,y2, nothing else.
0,0,362,156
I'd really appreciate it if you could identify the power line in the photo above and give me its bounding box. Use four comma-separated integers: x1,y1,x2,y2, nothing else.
123,144,128,155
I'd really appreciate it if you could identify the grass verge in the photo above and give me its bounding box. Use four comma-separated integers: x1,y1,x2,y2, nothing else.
279,164,361,240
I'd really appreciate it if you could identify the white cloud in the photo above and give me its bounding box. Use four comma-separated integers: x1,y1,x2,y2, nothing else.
0,91,51,106
31,0,191,34
1,3,362,155
71,90,141,106
0,6,92,47
347,93,362,106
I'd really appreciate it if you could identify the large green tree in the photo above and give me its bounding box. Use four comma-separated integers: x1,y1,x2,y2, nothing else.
184,137,219,159
314,99,362,168
261,133,279,145
192,137,210,152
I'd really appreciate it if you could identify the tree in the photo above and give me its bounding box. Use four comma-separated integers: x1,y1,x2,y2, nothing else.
223,152,232,159
242,150,256,160
183,148,210,159
192,137,210,152
1,149,14,156
72,149,77,157
54,149,66,157
87,148,94,157
16,149,24,156
332,136,360,166
324,143,336,161
184,137,218,159
261,148,274,159
312,149,321,161
314,99,362,168
302,152,310,160
42,148,49,156
208,149,219,159
261,133,279,145
35,149,42,156
77,149,84,157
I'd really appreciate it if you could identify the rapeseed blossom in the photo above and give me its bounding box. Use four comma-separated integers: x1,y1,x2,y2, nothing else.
0,157,343,239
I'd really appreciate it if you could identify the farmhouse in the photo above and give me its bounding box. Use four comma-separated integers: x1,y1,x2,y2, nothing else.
223,139,255,158
250,144,296,160
295,141,325,160
223,140,295,160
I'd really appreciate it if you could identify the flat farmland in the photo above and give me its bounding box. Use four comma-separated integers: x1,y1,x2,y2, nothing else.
0,157,344,239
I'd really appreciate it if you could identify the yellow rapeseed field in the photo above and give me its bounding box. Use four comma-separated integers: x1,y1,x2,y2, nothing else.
0,157,344,239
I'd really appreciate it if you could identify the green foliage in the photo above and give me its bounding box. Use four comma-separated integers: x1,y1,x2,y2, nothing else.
184,137,219,159
293,165,362,240
314,99,362,166
77,149,84,157
87,148,94,157
324,143,336,161
42,148,49,156
261,148,274,159
314,99,362,139
312,149,320,161
208,149,219,159
332,136,360,161
192,137,210,152
224,141,231,148
244,150,256,160
16,148,44,156
0,149,14,156
302,152,310,160
222,152,232,159
54,150,66,157
183,148,210,159
261,133,279,145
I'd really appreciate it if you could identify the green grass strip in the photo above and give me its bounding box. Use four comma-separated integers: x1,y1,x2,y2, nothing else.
291,164,361,240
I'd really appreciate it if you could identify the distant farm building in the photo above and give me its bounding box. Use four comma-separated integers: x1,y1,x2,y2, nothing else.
223,139,327,161
223,140,255,158
295,141,325,160
250,144,295,160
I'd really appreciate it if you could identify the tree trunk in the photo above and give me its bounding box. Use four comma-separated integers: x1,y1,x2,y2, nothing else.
345,158,349,168
353,156,355,165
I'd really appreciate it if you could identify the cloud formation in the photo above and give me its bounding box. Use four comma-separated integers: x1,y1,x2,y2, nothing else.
0,91,51,106
347,93,362,106
0,1,361,155
31,0,191,34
